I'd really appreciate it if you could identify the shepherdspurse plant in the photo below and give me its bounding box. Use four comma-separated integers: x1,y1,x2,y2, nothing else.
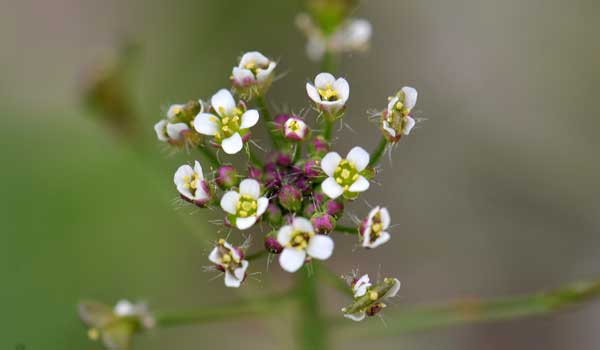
79,2,600,349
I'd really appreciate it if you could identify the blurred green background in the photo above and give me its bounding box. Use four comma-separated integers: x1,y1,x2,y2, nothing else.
2,0,600,349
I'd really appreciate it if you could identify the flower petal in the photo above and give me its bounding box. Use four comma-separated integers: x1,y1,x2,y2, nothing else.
232,67,255,85
333,77,350,103
166,123,189,141
306,82,321,104
382,120,396,137
193,161,204,180
321,177,344,199
256,197,269,216
344,311,366,322
314,72,336,89
211,89,236,116
220,191,240,215
221,133,244,154
306,234,334,260
240,51,269,67
349,175,370,193
293,217,314,233
236,216,257,230
279,248,306,273
364,231,390,248
224,270,242,288
387,96,399,115
154,120,168,141
193,113,219,136
383,278,401,299
166,104,185,119
379,207,391,229
173,164,194,187
354,274,371,297
277,225,294,245
346,146,370,171
256,61,276,82
403,116,416,135
239,178,260,199
320,152,342,177
401,86,418,110
234,260,249,280
208,247,220,265
240,109,259,129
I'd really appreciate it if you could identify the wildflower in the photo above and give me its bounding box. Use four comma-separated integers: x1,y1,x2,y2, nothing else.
174,161,211,207
381,87,417,142
342,275,401,321
78,299,154,350
231,51,277,99
216,165,239,189
320,146,370,199
209,238,249,288
309,135,330,157
360,206,391,248
306,72,350,118
277,217,334,272
155,101,203,146
193,89,259,154
283,116,310,141
220,178,269,230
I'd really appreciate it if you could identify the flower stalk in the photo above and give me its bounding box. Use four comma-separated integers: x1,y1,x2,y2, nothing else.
368,136,388,167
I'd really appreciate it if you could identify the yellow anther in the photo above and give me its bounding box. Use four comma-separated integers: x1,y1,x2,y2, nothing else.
395,101,404,111
183,175,190,182
318,84,338,101
352,174,358,181
221,254,232,263
232,116,239,122
372,223,382,232
183,183,191,189
300,241,308,249
343,185,349,191
369,291,379,301
244,61,256,70
336,177,343,184
218,106,225,114
88,328,100,341
251,201,257,209
172,107,182,115
239,210,248,217
218,238,225,245
222,126,230,132
294,235,304,244
221,117,230,125
242,201,252,211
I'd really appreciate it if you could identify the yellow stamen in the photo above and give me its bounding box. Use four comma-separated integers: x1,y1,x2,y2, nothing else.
369,291,379,301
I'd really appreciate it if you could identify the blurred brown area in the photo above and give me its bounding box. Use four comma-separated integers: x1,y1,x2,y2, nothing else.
1,0,599,349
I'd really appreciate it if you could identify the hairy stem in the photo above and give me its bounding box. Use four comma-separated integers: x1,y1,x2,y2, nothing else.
368,136,388,167
293,143,303,163
297,265,328,350
245,250,268,261
335,277,600,337
248,146,263,167
198,145,220,169
256,95,278,147
334,224,358,235
154,292,294,328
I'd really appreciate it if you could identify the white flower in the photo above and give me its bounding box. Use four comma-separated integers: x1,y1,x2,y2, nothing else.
193,89,259,154
166,103,186,120
330,19,372,52
232,51,277,88
382,87,417,142
220,178,269,230
283,116,309,141
113,300,153,326
352,274,372,298
174,161,211,206
154,119,169,142
320,146,370,199
360,206,391,248
209,238,249,288
277,217,334,273
343,277,401,322
306,72,350,116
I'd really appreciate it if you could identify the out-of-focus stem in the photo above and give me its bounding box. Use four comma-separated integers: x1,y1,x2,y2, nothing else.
368,136,388,167
293,143,303,163
154,292,294,328
198,145,220,169
256,95,278,148
335,277,600,337
333,224,358,235
297,265,328,350
248,147,263,167
245,250,268,261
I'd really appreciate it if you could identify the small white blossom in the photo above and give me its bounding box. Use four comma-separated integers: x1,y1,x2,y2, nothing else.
283,116,309,141
166,103,186,119
343,277,401,322
113,300,154,327
220,178,269,230
306,72,350,116
209,238,249,288
320,146,370,199
174,161,211,206
232,51,277,91
277,217,334,273
194,89,259,154
360,206,391,248
382,87,417,142
155,101,204,145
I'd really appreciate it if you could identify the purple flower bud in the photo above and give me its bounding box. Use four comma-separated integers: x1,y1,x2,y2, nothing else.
216,165,239,189
278,184,303,212
359,218,368,237
325,199,344,218
264,203,283,225
303,160,321,178
295,176,312,193
310,136,329,156
273,114,291,132
264,236,283,254
276,153,292,167
311,213,336,234
248,166,263,180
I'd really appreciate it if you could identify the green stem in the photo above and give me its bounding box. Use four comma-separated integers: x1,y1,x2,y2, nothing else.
293,143,303,163
334,224,358,235
323,119,334,143
245,250,268,261
335,277,600,337
256,95,278,147
321,50,336,144
248,146,263,167
154,292,293,328
198,145,220,169
368,136,388,167
297,265,328,350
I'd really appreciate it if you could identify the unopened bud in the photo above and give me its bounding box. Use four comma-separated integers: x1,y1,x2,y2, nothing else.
309,136,329,157
303,159,321,178
325,199,344,218
264,203,283,226
264,236,283,254
278,185,303,212
311,213,336,234
216,165,239,189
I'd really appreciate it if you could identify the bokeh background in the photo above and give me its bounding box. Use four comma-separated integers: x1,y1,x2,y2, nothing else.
2,0,600,349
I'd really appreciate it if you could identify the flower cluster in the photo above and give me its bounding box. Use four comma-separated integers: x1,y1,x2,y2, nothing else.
342,274,401,321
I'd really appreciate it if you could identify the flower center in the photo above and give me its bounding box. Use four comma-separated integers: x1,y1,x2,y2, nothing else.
288,230,315,250
236,194,258,218
287,119,302,133
318,84,338,101
243,60,268,77
182,173,202,195
212,108,243,141
333,159,359,191
369,211,384,241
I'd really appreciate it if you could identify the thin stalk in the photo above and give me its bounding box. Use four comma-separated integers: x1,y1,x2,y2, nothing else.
323,118,334,142
256,95,278,147
198,145,220,169
293,143,303,163
368,136,388,167
246,250,268,261
335,277,600,337
297,265,328,350
248,146,263,167
155,292,293,328
321,50,336,143
334,224,358,235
